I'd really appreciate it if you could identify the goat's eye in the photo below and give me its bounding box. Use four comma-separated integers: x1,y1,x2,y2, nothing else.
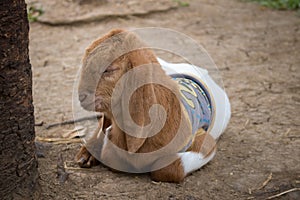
103,65,120,75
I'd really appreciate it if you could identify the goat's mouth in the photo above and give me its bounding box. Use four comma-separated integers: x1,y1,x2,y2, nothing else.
79,95,109,113
80,101,96,111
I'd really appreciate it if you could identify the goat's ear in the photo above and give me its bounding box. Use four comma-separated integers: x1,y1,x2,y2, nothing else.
122,48,160,153
126,84,156,153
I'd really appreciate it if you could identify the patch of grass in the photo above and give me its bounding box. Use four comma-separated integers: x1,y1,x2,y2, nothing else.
248,0,300,10
27,5,44,22
173,0,190,7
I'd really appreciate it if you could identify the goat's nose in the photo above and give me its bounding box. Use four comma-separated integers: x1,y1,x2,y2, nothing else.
79,93,87,102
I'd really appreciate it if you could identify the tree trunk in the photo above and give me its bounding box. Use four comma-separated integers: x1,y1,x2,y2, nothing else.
0,0,39,199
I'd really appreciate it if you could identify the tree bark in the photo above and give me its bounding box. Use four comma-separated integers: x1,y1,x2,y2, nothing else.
0,0,39,199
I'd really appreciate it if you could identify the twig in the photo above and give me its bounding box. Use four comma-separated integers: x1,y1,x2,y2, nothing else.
57,154,69,184
64,161,105,172
257,173,272,190
151,181,161,185
283,128,291,136
251,172,273,194
287,136,300,139
248,188,252,195
45,114,102,129
35,136,82,144
62,126,85,139
266,188,300,199
244,119,250,128
35,121,44,126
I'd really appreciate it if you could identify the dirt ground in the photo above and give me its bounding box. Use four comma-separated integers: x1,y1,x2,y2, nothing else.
28,0,300,199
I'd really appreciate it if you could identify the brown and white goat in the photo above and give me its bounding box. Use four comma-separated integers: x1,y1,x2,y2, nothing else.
75,29,230,182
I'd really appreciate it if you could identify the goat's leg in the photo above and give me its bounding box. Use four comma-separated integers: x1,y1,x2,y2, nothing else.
75,116,111,168
151,131,216,182
75,125,104,168
76,145,100,168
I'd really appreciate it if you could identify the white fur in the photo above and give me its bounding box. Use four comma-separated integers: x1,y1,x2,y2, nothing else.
102,125,112,149
179,150,216,175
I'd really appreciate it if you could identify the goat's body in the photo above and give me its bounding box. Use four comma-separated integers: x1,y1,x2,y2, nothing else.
76,29,231,182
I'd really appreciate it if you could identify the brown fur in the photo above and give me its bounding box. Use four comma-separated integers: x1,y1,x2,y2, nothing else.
151,158,185,182
83,29,125,64
188,128,216,157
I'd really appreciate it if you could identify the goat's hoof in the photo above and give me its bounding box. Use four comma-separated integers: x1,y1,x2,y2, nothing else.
75,146,99,168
